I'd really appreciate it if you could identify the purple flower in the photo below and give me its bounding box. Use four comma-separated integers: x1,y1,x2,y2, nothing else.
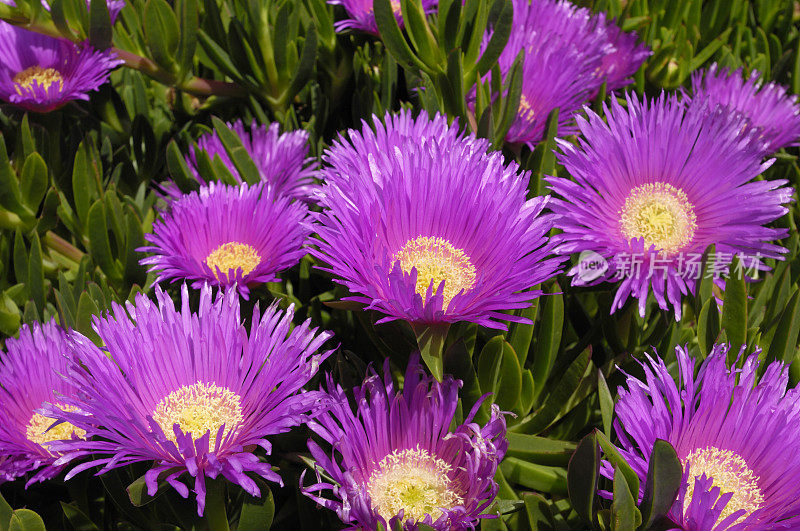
548,94,792,319
103,0,125,21
0,0,125,22
0,320,84,486
604,344,800,529
302,354,507,530
595,13,651,93
497,0,648,146
690,64,800,154
311,110,563,329
139,182,311,299
176,120,317,202
0,21,121,113
49,285,334,515
328,0,437,36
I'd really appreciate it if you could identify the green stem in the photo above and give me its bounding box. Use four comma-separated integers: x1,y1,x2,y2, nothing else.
44,231,84,263
113,48,247,97
203,479,230,531
179,76,249,98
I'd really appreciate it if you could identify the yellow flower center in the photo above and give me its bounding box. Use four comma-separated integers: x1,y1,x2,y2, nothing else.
152,382,244,449
683,446,764,526
518,94,535,123
619,182,697,254
366,447,463,524
13,66,64,93
391,0,402,15
393,236,477,310
26,404,85,448
205,242,261,279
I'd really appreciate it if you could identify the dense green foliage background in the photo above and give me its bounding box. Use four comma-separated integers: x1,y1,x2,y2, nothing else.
0,0,799,529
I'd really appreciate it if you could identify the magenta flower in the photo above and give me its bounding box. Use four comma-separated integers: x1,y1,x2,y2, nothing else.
690,64,800,154
0,0,125,22
311,110,563,329
302,354,507,530
328,0,437,35
595,12,651,93
139,182,310,299
498,0,649,146
605,344,800,529
0,320,84,486
49,285,334,515
0,21,121,113
548,94,792,319
177,120,317,202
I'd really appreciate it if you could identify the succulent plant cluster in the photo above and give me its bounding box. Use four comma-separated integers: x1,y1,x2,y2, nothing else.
0,0,799,530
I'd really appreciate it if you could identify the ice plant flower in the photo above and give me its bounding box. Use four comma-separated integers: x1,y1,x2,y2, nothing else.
497,0,648,146
0,21,121,113
604,344,800,529
139,182,310,298
0,0,126,22
548,94,792,319
596,13,651,93
302,355,508,530
48,285,334,515
328,0,437,36
180,120,317,202
311,110,563,329
0,320,84,486
690,64,800,154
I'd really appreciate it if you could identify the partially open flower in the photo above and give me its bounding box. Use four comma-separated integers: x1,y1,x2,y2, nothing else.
690,64,800,154
179,120,317,202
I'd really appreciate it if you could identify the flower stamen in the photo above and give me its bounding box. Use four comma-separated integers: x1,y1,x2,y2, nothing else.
366,447,463,524
518,94,536,123
26,404,85,449
152,382,244,448
683,446,764,526
205,242,261,279
14,66,64,93
393,236,477,310
619,182,697,254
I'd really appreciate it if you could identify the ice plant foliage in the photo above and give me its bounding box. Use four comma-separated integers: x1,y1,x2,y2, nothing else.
0,320,84,485
311,110,563,329
690,64,800,154
605,344,800,529
48,285,334,515
548,94,792,319
139,182,310,298
327,0,437,35
498,0,649,145
302,355,508,530
0,21,121,113
181,120,317,201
